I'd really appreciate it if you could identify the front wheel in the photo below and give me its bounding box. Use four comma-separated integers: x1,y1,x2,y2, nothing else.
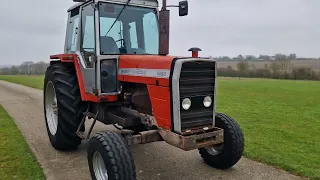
87,131,137,180
199,113,244,169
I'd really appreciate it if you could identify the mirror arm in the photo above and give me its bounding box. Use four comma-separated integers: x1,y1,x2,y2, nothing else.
166,5,179,7
162,0,167,10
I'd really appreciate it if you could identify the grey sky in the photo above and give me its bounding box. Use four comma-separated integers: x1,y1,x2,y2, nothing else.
0,0,319,65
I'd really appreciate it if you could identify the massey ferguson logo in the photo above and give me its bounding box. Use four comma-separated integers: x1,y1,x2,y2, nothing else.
133,69,147,75
120,69,131,74
119,68,169,78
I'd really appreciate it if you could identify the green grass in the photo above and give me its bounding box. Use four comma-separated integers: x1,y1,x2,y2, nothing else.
216,77,320,180
0,75,44,89
0,105,45,180
0,75,319,179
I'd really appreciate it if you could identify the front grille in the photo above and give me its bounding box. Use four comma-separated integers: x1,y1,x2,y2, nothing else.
179,61,215,130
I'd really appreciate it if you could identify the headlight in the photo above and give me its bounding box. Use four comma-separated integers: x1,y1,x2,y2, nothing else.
182,98,191,110
203,96,212,107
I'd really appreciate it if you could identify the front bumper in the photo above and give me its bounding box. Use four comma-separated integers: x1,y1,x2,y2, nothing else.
123,124,223,151
158,126,224,151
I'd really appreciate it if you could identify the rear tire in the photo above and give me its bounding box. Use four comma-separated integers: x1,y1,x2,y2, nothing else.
199,113,244,169
87,131,137,180
43,62,87,150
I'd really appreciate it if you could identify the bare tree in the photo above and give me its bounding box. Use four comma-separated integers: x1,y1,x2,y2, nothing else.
237,61,249,72
278,59,291,76
10,66,19,75
289,53,297,60
20,61,35,75
34,61,49,75
270,61,281,78
0,67,11,75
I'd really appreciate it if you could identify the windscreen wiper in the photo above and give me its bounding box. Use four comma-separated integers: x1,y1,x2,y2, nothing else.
105,0,132,36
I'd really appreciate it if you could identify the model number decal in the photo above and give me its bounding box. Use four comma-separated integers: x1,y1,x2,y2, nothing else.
118,68,170,78
157,71,168,77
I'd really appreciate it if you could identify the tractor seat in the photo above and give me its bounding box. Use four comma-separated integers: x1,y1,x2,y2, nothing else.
100,36,120,54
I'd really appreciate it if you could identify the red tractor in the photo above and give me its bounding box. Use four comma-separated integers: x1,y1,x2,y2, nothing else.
43,0,244,179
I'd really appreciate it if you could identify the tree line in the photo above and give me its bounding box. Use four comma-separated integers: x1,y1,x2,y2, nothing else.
0,61,49,75
217,59,320,81
212,53,319,61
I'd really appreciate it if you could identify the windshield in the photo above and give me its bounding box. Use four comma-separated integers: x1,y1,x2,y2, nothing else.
99,2,159,55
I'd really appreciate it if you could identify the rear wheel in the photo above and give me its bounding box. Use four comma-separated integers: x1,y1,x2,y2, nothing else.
43,62,87,150
199,113,244,169
87,131,137,180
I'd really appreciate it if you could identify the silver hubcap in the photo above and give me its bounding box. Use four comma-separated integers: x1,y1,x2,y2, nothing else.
45,81,58,136
93,151,109,180
205,144,224,156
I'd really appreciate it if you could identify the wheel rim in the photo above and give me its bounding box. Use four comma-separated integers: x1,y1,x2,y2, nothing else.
93,151,109,180
45,81,58,136
205,144,224,156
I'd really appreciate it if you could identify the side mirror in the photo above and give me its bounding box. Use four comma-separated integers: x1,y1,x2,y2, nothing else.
179,1,188,16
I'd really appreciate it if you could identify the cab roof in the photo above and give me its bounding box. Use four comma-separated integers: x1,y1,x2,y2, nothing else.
67,0,159,12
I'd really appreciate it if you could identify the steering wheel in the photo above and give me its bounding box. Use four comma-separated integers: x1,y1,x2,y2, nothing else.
115,38,125,43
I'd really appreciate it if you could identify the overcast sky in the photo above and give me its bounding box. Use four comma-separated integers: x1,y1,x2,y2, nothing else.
0,0,319,65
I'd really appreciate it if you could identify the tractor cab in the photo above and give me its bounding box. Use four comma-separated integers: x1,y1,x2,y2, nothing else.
64,0,188,96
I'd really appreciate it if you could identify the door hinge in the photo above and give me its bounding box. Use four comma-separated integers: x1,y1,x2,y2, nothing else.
93,88,99,95
92,2,99,10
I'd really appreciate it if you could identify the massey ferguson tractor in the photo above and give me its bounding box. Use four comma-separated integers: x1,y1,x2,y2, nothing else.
43,0,244,179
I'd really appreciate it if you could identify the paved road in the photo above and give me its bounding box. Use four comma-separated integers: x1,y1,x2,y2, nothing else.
0,80,304,180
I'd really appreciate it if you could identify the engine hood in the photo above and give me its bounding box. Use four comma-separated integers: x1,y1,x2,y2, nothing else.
117,55,212,87
117,55,177,87
118,55,176,70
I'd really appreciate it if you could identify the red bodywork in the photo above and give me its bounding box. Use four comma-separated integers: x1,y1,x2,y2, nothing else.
50,54,119,102
118,55,174,86
118,55,176,130
50,54,176,130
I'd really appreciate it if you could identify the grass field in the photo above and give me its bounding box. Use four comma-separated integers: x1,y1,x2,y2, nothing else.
0,75,44,89
0,75,319,179
216,78,320,179
0,105,45,180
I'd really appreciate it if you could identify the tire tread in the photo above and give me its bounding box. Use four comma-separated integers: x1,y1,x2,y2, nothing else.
199,112,244,169
44,62,86,150
88,131,136,180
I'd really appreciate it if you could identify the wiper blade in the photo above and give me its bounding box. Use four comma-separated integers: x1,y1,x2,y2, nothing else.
105,0,132,36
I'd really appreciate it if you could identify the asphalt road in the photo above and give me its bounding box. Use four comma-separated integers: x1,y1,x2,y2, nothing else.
0,80,304,180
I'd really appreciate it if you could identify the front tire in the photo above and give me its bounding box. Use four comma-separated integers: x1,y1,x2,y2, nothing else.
43,62,87,150
87,131,137,180
199,113,244,169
